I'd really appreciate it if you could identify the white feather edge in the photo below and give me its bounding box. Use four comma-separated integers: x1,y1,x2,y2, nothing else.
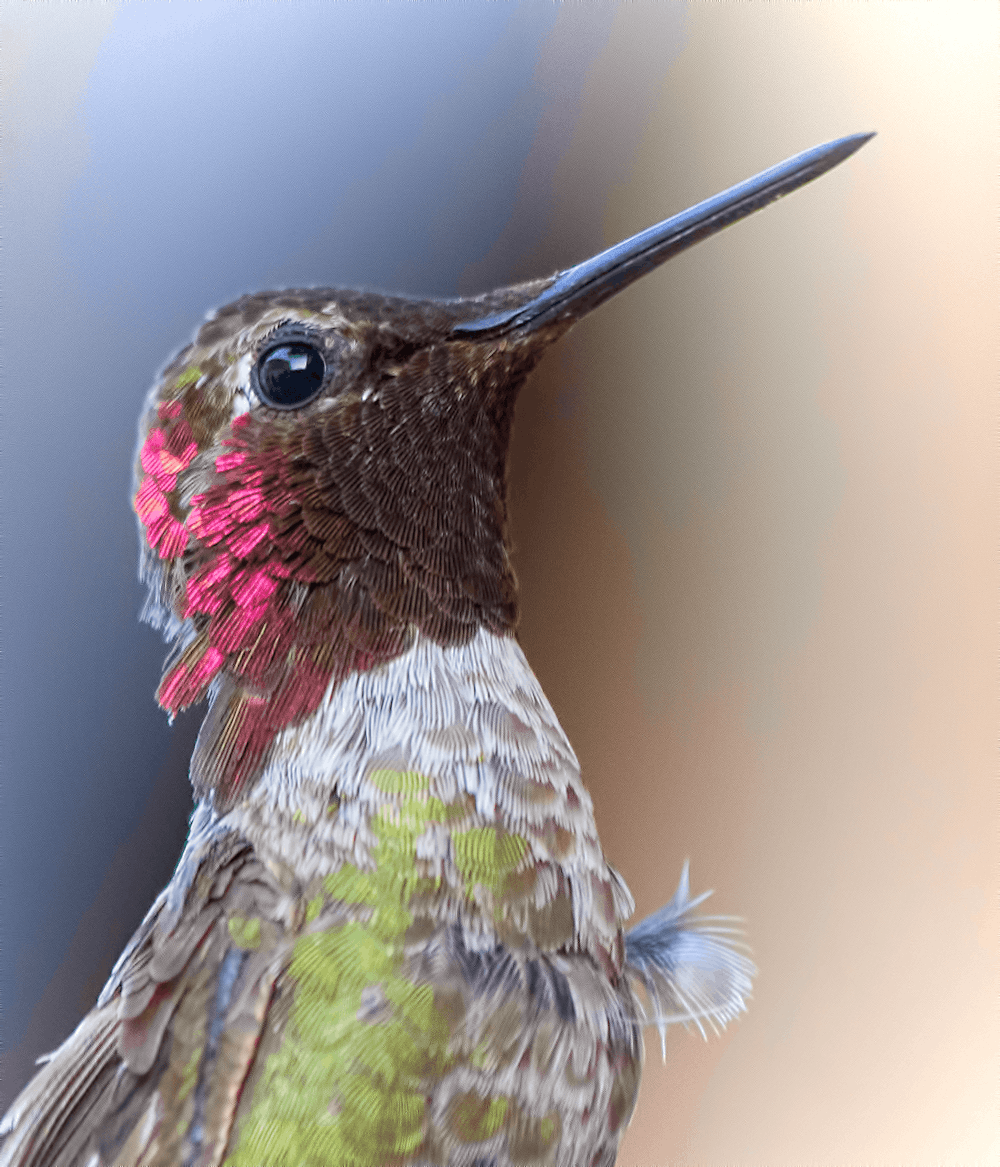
624,860,756,1058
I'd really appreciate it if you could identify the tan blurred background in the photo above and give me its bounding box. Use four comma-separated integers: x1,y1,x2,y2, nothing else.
500,3,997,1163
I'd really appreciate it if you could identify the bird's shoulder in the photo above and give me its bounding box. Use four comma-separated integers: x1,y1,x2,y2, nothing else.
0,821,298,1167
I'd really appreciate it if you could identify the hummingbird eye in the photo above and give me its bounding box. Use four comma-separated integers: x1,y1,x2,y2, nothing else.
252,341,326,409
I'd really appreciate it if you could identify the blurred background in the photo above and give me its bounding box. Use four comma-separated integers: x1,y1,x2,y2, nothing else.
2,2,996,1161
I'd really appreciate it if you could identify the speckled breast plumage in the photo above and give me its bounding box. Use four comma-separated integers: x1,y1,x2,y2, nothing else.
5,632,643,1167
202,629,641,1167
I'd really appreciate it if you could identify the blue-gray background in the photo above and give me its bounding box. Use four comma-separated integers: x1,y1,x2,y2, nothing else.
1,0,684,1110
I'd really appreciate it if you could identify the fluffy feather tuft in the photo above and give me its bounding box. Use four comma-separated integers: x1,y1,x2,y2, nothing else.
624,861,756,1059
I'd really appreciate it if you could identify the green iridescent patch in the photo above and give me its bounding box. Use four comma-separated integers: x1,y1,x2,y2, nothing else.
452,826,529,899
368,767,429,796
228,915,261,950
226,772,461,1167
175,365,202,388
539,1114,559,1145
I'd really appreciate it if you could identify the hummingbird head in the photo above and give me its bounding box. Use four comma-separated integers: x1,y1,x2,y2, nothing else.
135,282,569,805
134,133,873,808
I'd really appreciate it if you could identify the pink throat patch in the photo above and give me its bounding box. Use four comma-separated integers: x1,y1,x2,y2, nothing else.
135,406,381,800
135,399,197,560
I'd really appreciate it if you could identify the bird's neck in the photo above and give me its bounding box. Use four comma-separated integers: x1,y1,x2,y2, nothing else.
222,628,631,964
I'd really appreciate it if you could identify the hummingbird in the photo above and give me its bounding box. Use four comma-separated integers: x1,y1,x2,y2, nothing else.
1,132,872,1167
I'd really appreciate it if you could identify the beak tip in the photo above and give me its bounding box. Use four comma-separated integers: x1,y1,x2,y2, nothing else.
454,130,878,341
833,130,877,160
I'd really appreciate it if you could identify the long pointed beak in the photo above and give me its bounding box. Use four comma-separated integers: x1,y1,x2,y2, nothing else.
453,132,875,339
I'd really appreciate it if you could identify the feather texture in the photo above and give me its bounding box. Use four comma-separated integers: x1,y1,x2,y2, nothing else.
624,861,756,1057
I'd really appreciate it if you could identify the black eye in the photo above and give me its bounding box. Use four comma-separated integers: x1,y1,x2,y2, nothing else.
252,342,326,409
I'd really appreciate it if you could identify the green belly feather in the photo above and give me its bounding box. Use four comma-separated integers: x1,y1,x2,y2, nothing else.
225,769,528,1166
